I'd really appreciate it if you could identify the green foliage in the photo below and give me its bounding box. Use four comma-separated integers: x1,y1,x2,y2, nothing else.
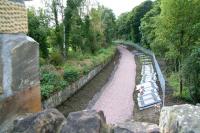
65,0,83,56
168,73,192,102
116,13,131,40
70,14,84,52
154,0,200,59
40,58,46,66
116,0,153,43
136,0,200,98
28,8,50,58
41,71,68,99
49,49,64,66
101,8,116,44
40,44,116,100
90,7,105,49
140,0,160,49
130,0,153,43
28,0,117,100
64,68,80,83
182,48,200,103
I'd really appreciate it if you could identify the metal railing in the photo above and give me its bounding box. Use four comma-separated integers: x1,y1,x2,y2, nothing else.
114,40,166,106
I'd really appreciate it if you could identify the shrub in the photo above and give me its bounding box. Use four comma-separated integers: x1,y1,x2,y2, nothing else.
40,58,46,66
182,48,200,103
41,85,54,98
40,64,57,74
50,50,64,66
64,68,80,83
40,45,117,99
82,66,90,75
41,71,68,99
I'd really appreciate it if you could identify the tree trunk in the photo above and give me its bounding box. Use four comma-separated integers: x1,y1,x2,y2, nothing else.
61,0,66,59
179,30,184,96
180,77,183,96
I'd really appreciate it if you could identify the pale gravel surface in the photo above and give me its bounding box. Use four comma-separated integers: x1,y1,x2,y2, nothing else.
92,45,136,124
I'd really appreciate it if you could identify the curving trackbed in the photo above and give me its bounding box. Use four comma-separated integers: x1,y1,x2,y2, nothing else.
92,45,136,124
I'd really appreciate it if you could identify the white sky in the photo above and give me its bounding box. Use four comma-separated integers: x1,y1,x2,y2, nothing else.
25,0,147,17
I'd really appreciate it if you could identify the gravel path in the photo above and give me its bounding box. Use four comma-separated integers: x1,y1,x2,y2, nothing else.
92,45,136,124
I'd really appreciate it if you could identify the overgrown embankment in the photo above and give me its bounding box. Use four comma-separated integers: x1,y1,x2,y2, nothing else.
40,45,117,101
57,51,119,117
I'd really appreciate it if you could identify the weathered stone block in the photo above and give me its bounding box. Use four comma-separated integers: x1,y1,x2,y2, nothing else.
13,109,66,133
8,0,24,3
0,44,3,94
11,35,39,92
61,110,111,133
159,104,200,133
0,34,39,94
0,34,41,127
113,120,160,133
0,0,28,33
0,85,41,132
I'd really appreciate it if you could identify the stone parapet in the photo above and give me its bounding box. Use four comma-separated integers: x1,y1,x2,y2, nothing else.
0,34,41,127
160,104,200,133
0,0,28,33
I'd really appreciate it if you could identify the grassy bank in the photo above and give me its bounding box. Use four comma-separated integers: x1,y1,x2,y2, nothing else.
40,46,117,100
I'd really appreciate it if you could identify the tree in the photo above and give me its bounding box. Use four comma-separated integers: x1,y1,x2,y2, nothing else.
52,0,64,53
28,8,50,58
101,7,116,45
65,0,83,57
130,0,153,43
154,0,200,95
183,47,200,103
116,12,131,40
140,0,160,49
90,6,105,48
70,11,84,52
43,0,64,53
116,0,153,42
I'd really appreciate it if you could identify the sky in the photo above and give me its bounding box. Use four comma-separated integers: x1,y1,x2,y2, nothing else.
25,0,146,17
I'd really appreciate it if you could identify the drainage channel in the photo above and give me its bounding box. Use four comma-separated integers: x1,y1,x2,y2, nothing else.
56,52,119,117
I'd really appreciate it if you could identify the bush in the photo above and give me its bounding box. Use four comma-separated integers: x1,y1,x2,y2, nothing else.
40,64,57,74
50,50,64,66
40,58,46,66
41,85,54,98
63,68,79,83
41,71,68,99
182,48,200,103
40,45,117,99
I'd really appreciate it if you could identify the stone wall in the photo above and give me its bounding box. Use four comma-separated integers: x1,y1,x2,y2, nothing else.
0,34,41,127
42,54,116,109
0,0,28,33
159,104,200,133
0,0,42,130
11,104,200,133
0,44,3,94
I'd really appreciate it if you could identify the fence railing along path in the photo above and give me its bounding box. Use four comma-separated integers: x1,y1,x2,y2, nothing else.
113,40,166,106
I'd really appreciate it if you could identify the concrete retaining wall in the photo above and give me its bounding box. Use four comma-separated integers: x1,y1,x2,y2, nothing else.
42,53,116,109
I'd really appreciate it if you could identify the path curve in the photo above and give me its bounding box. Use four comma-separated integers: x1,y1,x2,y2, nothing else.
92,45,136,124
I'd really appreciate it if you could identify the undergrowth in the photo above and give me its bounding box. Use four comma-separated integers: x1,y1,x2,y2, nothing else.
40,45,116,100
